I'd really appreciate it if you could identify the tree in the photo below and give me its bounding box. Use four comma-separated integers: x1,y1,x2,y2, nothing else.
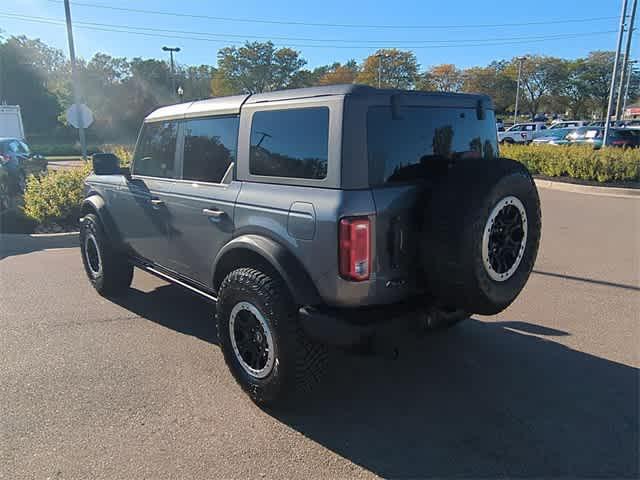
569,51,622,119
318,60,359,85
210,70,237,97
420,64,463,92
0,36,62,134
506,55,567,116
357,49,418,89
461,61,516,113
216,41,306,93
180,64,216,100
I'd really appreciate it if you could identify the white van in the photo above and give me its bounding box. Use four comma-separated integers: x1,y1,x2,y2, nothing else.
0,105,25,140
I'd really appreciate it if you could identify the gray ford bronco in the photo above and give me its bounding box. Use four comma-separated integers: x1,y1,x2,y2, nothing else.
80,85,541,406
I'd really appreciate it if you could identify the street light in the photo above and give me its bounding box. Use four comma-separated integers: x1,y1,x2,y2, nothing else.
375,53,384,89
513,56,527,125
162,46,181,101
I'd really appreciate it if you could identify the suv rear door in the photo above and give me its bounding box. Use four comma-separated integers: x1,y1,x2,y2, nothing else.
163,115,241,287
111,120,178,264
366,102,498,292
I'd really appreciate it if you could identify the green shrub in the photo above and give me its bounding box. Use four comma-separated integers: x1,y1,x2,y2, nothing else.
501,144,640,183
100,143,134,167
23,163,92,227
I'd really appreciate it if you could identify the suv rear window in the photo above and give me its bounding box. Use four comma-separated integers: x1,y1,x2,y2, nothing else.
249,107,329,180
367,106,497,185
133,121,178,178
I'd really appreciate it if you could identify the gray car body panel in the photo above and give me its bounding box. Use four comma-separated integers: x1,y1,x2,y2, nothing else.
84,85,495,309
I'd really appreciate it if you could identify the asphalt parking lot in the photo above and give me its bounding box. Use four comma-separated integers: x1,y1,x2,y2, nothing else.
1,188,638,479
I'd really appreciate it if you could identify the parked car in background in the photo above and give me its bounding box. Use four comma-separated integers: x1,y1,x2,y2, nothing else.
570,127,639,148
531,128,572,145
498,122,547,144
548,120,588,130
496,118,505,131
0,137,31,193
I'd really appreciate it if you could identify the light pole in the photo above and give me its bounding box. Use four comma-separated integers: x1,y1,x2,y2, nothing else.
617,0,638,123
162,46,180,101
513,56,526,125
604,0,629,145
376,53,383,89
622,60,638,119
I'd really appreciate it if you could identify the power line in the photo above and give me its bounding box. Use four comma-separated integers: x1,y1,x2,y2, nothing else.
47,0,618,30
1,12,619,45
1,13,618,50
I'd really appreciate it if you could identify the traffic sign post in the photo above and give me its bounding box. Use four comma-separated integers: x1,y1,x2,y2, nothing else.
66,104,94,129
63,0,88,161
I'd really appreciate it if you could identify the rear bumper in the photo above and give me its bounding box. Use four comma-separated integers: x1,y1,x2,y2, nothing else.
299,301,467,348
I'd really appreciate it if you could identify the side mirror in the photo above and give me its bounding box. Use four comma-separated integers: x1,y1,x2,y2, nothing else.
92,153,120,175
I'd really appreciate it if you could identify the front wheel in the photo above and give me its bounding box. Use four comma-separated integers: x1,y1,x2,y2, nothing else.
216,268,327,407
80,213,133,296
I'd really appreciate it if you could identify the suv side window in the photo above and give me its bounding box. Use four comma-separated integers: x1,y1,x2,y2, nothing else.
182,116,239,183
249,107,329,180
132,121,178,178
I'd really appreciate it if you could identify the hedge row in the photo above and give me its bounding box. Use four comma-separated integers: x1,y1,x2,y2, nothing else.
501,144,640,183
8,143,640,232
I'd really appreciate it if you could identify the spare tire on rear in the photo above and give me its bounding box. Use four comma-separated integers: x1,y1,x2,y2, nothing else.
421,157,541,315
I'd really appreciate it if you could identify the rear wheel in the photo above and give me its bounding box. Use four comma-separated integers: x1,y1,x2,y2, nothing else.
216,268,327,407
80,213,133,296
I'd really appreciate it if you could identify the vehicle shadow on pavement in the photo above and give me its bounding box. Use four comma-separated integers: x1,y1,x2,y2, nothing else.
272,318,639,478
0,233,78,260
112,284,219,345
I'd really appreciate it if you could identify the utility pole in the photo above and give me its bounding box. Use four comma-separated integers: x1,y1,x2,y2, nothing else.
622,60,638,117
513,56,526,125
617,0,638,122
376,53,382,88
63,0,87,161
604,0,629,145
162,46,180,101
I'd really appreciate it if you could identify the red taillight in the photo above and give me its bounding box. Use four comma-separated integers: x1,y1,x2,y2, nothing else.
339,217,371,281
611,139,627,146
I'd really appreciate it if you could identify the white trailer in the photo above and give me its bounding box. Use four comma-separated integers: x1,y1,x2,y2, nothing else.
0,105,25,140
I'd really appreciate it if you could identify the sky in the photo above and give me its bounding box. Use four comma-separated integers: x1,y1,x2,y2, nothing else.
2,0,637,70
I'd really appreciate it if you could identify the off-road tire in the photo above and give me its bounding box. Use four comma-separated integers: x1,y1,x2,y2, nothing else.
421,158,541,315
216,267,328,407
80,213,133,296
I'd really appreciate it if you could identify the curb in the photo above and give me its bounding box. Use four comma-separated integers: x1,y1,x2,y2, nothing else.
534,178,640,198
29,231,79,237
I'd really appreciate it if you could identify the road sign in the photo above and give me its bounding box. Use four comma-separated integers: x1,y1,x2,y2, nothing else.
66,103,94,129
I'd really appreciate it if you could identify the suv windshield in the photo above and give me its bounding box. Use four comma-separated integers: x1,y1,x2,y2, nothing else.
367,106,497,185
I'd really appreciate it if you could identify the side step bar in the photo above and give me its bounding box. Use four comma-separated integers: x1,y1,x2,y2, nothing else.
129,257,218,303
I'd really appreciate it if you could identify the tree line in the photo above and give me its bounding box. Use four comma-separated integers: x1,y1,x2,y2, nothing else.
0,35,637,141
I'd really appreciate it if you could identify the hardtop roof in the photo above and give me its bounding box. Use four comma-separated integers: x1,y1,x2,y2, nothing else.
144,84,493,122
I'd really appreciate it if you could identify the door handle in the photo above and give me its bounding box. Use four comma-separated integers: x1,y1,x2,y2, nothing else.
150,198,164,207
202,208,225,218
